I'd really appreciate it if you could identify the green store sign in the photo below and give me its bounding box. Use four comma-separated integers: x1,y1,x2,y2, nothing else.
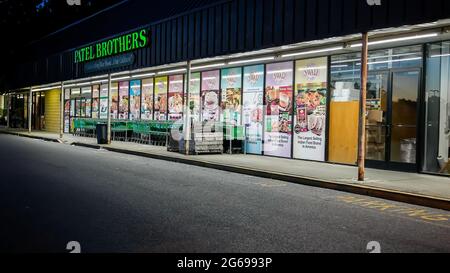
74,29,149,64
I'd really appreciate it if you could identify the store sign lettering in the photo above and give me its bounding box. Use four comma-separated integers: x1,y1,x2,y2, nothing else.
303,64,320,81
74,29,149,64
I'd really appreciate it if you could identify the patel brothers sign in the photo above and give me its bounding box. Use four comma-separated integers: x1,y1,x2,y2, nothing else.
74,29,149,64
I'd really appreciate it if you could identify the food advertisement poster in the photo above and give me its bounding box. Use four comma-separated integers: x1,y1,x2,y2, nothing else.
75,98,82,117
294,57,327,161
141,78,154,120
64,89,70,100
201,70,220,122
168,75,184,121
110,83,119,119
85,99,91,117
189,72,201,122
92,85,99,119
64,100,70,133
118,81,129,120
220,68,242,125
264,62,294,158
70,99,75,117
243,65,264,155
129,80,141,120
154,77,168,121
100,84,109,119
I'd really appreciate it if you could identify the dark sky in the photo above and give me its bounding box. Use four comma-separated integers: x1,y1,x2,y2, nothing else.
0,0,222,90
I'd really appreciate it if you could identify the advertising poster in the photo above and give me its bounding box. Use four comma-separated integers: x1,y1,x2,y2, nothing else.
189,72,201,122
85,99,91,118
294,57,328,161
154,77,168,121
221,68,242,125
201,70,220,122
243,65,264,155
118,81,129,120
129,80,141,120
64,100,70,133
168,75,184,121
110,83,119,119
64,89,70,100
92,85,99,119
141,78,154,120
264,62,294,158
100,84,109,119
70,99,75,117
64,116,70,133
76,98,82,117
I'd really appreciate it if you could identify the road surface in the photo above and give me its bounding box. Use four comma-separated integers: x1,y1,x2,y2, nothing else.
0,134,449,253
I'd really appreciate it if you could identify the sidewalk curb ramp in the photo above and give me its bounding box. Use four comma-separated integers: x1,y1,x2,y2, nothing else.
1,130,448,211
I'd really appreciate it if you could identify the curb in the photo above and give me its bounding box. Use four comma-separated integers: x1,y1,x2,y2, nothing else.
3,131,449,211
73,142,450,212
0,130,60,143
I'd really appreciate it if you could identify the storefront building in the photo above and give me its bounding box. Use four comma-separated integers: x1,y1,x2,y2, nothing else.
3,0,450,176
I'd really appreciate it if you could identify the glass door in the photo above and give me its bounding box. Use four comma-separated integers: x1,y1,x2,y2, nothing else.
365,68,420,171
366,71,389,162
389,69,420,168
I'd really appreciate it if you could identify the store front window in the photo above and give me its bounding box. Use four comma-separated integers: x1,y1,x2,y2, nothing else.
424,41,450,176
330,45,423,169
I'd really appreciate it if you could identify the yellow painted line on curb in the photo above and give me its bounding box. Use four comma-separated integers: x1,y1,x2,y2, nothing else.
336,196,450,227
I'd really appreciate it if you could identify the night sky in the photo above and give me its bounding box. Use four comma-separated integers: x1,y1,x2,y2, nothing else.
0,0,222,91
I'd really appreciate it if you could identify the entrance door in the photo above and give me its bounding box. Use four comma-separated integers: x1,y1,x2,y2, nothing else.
366,69,420,171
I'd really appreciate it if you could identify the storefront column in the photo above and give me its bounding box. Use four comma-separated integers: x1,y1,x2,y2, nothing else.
28,87,32,134
60,82,64,138
358,32,369,181
107,73,112,144
184,60,192,155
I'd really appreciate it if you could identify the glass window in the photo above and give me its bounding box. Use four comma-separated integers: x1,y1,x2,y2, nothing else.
168,75,184,121
424,41,450,176
329,45,423,165
154,77,168,121
118,81,129,120
129,80,141,120
110,83,119,119
141,78,154,120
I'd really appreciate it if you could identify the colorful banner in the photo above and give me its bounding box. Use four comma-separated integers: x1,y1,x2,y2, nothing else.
168,75,184,121
294,57,328,161
64,100,70,133
141,78,154,120
189,72,201,122
92,85,99,119
64,89,71,100
118,81,129,120
110,83,119,119
201,70,220,122
154,77,168,121
129,80,141,120
86,98,91,117
264,62,294,158
243,65,264,155
221,68,242,125
70,99,75,117
100,84,109,119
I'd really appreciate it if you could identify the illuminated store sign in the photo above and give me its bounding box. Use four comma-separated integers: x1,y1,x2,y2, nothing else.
74,29,149,64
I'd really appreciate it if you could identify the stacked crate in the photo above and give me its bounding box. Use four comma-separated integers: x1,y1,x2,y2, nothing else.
193,122,224,154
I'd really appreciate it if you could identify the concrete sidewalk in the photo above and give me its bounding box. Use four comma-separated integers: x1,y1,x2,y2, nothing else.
1,128,449,210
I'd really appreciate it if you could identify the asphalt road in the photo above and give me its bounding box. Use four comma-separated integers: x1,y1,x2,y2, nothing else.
0,134,449,253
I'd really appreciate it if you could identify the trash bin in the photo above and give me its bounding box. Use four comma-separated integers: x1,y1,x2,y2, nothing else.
400,138,416,163
96,123,108,144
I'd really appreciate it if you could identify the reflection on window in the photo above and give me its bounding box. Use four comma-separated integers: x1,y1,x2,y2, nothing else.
424,41,450,176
